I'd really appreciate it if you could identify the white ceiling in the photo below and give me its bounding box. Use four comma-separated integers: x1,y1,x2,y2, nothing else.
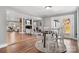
9,6,77,17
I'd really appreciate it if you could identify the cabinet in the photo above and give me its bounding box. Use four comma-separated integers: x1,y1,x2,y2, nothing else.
24,18,32,34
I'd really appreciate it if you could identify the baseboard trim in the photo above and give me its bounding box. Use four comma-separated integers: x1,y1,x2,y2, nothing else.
64,37,77,40
0,44,8,48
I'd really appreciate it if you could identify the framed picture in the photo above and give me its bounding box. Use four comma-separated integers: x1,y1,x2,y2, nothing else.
64,18,71,34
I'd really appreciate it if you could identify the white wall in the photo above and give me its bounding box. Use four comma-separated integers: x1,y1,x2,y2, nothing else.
77,8,79,39
0,7,7,47
6,9,27,21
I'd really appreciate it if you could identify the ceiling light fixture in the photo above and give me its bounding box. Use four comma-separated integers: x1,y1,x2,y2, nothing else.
44,6,53,10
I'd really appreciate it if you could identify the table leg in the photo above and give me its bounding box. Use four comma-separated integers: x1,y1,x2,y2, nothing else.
43,33,46,48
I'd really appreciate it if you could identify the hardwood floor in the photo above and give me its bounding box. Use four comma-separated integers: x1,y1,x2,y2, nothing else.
0,32,78,53
5,32,41,53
